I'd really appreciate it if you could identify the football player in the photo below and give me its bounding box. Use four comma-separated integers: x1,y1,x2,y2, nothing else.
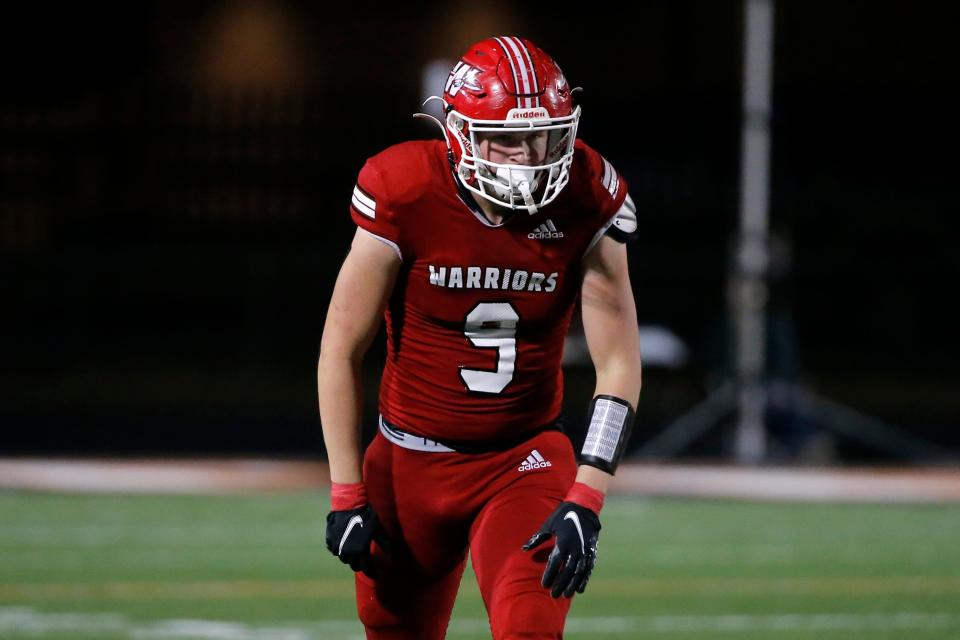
319,36,641,639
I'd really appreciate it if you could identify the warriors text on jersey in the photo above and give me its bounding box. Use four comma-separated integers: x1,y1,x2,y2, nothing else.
349,139,630,447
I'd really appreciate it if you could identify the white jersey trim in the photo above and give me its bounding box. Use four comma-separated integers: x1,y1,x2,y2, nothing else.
360,228,402,262
352,186,377,219
456,193,510,228
583,210,621,260
601,158,620,199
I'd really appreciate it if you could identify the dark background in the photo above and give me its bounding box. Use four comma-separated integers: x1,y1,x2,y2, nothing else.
2,1,957,462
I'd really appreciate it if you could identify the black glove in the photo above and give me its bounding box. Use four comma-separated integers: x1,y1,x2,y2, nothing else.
522,502,601,598
325,504,389,577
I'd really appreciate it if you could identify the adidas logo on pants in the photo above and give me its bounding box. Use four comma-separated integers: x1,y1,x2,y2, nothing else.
518,449,552,472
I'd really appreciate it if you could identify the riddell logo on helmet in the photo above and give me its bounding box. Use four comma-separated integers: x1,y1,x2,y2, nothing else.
507,107,550,120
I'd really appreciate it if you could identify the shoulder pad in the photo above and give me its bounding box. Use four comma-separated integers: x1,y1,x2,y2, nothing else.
605,193,638,243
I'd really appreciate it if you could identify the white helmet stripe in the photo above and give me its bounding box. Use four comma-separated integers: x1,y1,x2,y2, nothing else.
500,37,532,109
509,37,541,108
493,37,524,108
497,36,534,109
505,36,537,109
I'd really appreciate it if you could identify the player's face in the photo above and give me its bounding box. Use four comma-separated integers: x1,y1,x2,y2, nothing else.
477,130,549,166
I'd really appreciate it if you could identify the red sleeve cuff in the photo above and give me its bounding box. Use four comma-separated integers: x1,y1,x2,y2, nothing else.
564,481,605,515
331,481,367,511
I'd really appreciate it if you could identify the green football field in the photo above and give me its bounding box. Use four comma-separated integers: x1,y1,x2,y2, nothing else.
1,491,959,639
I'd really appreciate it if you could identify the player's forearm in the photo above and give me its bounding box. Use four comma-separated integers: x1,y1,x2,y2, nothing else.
574,464,612,494
593,356,642,412
317,352,365,484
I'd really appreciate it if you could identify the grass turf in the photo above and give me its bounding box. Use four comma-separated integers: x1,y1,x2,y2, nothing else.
1,491,958,639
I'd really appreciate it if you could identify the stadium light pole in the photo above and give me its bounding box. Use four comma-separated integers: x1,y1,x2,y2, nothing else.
636,0,954,464
733,0,775,463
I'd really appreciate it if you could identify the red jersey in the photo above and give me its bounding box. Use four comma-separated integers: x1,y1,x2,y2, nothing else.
349,139,628,446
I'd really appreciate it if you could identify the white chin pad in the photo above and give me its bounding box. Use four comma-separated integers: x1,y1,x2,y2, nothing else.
491,166,538,201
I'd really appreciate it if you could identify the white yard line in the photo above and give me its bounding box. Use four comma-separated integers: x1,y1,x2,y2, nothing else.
4,576,960,601
2,607,960,639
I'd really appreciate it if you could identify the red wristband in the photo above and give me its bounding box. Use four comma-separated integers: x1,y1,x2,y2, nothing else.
564,482,605,514
330,481,367,511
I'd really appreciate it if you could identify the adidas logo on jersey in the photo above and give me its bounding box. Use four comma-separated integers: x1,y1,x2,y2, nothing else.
528,219,564,240
518,449,552,472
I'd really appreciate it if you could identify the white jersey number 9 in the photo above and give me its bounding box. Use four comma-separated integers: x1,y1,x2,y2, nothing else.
460,302,520,394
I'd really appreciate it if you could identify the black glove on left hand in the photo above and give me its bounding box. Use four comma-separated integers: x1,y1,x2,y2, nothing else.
325,504,389,577
522,501,601,598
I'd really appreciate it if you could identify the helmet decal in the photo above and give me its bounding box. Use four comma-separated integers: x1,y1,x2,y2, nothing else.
445,61,483,97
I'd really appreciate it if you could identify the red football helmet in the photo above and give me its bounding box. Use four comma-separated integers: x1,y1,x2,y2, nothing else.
440,37,580,214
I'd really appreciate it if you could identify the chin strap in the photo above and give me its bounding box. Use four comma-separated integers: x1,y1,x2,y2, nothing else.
517,180,538,215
